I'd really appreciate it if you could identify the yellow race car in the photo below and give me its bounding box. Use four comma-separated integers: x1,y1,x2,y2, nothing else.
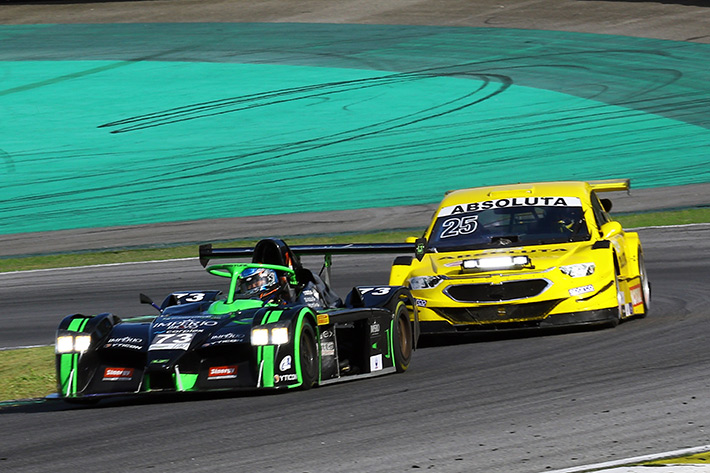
389,179,651,333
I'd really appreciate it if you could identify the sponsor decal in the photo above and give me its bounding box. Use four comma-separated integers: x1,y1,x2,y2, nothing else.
438,197,582,217
569,284,594,297
104,336,144,350
301,288,321,305
149,332,195,351
279,355,292,372
203,332,246,347
370,354,383,372
274,373,298,383
317,313,330,325
152,318,218,332
415,298,427,307
210,333,243,340
208,366,238,380
103,367,134,381
321,341,336,357
370,322,380,336
630,284,644,308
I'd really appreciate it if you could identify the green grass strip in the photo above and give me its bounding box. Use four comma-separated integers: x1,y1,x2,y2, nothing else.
0,346,55,403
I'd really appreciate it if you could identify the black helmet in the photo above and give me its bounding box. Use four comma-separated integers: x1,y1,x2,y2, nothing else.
238,267,280,300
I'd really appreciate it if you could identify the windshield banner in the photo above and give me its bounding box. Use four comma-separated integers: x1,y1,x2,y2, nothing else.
437,197,582,217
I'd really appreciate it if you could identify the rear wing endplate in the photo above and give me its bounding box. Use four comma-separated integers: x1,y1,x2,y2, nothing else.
588,178,630,193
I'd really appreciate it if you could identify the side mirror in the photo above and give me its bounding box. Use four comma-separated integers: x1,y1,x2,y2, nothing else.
600,221,623,239
140,293,162,313
415,237,427,261
600,198,613,212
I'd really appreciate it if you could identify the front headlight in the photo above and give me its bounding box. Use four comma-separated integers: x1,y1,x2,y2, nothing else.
74,335,92,353
271,327,290,345
55,334,92,353
56,335,75,353
462,256,531,271
251,328,270,346
251,325,290,346
409,275,445,290
560,263,595,278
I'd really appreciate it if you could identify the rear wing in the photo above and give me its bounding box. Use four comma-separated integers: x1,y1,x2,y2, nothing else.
588,178,630,193
199,241,415,286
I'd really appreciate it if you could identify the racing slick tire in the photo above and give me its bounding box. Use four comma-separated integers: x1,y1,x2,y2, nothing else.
392,301,413,373
609,268,624,328
637,250,651,318
298,320,318,390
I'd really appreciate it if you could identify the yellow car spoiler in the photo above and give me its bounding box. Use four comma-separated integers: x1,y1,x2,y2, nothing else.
588,178,630,193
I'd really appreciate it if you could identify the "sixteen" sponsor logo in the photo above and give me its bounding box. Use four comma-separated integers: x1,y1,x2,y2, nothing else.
103,367,134,381
208,366,238,380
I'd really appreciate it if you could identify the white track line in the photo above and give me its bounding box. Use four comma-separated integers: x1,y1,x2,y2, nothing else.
542,445,710,473
0,344,51,351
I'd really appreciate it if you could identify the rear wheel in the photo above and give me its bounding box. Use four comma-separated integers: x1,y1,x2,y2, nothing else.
392,301,413,373
637,251,651,318
298,320,318,390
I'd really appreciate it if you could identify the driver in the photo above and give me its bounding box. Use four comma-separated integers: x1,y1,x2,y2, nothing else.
238,267,293,303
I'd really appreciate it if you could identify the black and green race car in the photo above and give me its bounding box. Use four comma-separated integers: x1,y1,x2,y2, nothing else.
52,239,418,402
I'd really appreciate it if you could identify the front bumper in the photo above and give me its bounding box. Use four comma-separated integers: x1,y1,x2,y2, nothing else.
420,307,619,333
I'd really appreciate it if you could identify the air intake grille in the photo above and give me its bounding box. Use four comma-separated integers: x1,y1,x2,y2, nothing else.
432,300,562,325
446,280,549,302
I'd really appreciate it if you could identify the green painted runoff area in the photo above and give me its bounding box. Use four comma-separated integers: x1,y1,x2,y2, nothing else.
1,23,708,235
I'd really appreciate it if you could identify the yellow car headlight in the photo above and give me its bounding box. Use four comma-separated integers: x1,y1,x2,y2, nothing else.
560,263,595,278
409,275,445,290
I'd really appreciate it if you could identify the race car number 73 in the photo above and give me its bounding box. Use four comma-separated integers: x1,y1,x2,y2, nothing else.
359,287,392,296
149,333,195,351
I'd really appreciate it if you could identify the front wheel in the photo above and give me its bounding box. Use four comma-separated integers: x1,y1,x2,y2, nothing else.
298,320,318,390
392,301,413,373
610,269,624,327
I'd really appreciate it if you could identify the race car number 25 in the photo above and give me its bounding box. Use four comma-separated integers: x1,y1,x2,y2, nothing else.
149,333,195,351
440,216,478,239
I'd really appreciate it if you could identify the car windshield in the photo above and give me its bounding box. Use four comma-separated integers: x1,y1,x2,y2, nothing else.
428,200,590,251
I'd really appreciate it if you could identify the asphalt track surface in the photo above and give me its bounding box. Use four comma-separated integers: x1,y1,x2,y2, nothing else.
1,224,710,473
2,1,710,472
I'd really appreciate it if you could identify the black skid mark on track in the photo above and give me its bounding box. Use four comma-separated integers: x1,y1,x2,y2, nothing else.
98,69,512,135
0,149,14,174
91,71,512,192
4,70,510,214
